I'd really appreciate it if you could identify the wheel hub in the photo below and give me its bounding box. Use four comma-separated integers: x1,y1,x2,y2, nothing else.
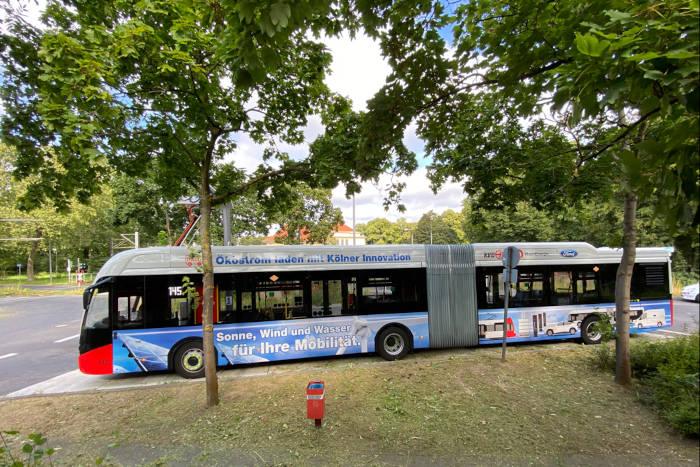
182,349,203,372
384,333,405,356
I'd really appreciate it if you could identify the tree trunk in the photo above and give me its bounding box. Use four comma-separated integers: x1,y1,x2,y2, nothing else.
26,228,42,281
163,204,172,245
200,163,220,407
614,191,637,386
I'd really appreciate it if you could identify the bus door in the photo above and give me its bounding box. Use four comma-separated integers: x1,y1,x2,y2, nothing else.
79,281,114,374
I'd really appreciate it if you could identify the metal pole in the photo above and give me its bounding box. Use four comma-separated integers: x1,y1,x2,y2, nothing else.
352,193,356,246
222,202,232,246
48,238,53,285
135,231,140,249
430,213,433,245
501,277,510,362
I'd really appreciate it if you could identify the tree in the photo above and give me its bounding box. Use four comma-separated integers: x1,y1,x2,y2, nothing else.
271,183,343,245
414,211,459,244
440,209,466,243
108,172,188,247
464,201,556,243
348,0,698,385
0,143,115,276
357,218,401,244
1,1,347,406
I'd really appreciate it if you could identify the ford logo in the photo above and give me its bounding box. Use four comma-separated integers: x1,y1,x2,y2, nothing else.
560,249,578,257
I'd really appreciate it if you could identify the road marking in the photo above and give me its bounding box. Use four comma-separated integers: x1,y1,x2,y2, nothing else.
657,329,692,336
54,334,80,343
55,324,68,328
0,353,18,360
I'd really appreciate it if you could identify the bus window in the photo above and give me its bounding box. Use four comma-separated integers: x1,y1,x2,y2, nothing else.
328,280,342,316
346,277,357,314
599,264,617,302
85,289,110,330
115,277,144,329
575,270,600,304
362,276,398,305
632,263,669,299
512,269,546,307
311,280,324,317
117,295,143,328
255,276,305,320
218,288,237,324
551,271,573,306
477,268,504,308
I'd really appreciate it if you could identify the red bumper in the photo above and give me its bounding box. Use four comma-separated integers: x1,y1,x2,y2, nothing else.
78,344,113,374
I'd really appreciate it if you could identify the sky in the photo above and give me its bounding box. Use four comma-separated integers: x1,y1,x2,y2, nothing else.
234,32,465,226
1,2,466,227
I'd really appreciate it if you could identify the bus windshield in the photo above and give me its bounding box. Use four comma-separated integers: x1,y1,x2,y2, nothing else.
85,288,110,330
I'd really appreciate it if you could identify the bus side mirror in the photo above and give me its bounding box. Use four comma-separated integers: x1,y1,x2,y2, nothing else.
83,289,91,310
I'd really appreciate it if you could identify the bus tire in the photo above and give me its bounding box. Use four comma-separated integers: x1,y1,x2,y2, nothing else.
581,315,602,345
376,326,411,361
173,340,205,379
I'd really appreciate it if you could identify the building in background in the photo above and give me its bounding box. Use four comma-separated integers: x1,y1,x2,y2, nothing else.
262,224,365,246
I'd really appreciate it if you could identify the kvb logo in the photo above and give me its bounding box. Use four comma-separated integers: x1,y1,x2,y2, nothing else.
493,249,525,260
185,255,203,268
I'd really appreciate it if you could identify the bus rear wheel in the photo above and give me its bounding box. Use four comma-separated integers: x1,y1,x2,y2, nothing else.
376,326,411,361
174,341,205,379
581,315,602,345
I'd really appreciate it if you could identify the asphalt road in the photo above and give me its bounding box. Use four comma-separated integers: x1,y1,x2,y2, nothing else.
0,295,83,396
670,297,699,333
0,295,697,397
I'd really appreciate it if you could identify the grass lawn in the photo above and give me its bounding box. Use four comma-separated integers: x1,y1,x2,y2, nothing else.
0,272,84,297
1,344,698,465
0,286,82,298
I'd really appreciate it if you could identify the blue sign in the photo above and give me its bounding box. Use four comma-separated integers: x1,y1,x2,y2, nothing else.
560,249,578,257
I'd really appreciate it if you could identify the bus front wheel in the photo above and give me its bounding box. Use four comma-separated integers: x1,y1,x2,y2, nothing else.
174,341,205,379
376,326,411,361
581,315,602,345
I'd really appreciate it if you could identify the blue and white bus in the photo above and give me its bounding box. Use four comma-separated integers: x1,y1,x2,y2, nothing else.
79,243,673,378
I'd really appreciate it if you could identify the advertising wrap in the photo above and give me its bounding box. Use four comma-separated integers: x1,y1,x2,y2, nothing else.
113,312,429,373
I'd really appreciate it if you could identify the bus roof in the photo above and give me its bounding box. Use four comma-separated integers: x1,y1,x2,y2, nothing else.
93,242,673,280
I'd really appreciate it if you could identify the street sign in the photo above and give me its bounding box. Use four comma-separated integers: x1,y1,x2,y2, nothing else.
500,246,521,362
502,246,521,269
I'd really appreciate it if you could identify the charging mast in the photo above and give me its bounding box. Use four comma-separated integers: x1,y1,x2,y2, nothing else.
501,246,521,362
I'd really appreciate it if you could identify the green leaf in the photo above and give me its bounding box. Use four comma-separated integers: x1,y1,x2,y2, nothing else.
269,3,291,29
626,52,661,61
22,443,34,453
605,10,632,23
575,33,610,57
28,433,46,445
665,49,697,59
619,149,641,184
643,69,665,80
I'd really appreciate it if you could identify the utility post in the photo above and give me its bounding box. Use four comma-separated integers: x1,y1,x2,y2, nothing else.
48,238,52,285
501,246,521,362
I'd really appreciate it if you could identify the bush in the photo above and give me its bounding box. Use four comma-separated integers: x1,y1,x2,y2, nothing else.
631,335,700,437
590,342,615,372
0,431,55,466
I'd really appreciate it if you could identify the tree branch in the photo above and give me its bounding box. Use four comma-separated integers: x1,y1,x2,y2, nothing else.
576,105,662,167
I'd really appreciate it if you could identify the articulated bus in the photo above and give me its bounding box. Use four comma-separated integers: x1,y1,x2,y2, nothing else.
79,243,673,378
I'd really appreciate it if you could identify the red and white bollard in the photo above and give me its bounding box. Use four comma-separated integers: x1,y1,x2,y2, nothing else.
306,381,325,427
